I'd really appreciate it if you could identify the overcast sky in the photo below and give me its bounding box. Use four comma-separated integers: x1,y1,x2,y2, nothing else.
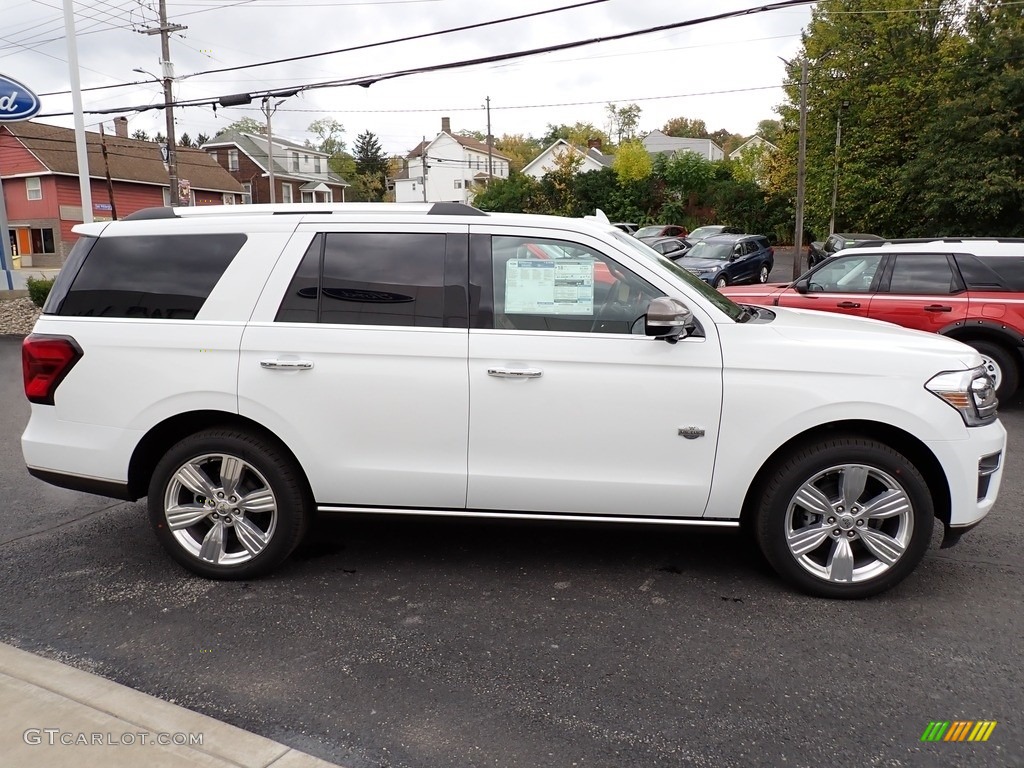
2,0,813,156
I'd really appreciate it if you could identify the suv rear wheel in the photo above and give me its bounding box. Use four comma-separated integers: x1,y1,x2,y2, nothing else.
968,340,1018,402
754,437,933,599
147,428,310,579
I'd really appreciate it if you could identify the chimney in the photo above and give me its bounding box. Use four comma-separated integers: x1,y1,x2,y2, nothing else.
441,116,451,134
587,138,602,151
114,116,128,138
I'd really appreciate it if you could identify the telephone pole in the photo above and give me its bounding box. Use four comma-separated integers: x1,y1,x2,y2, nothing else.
792,57,808,280
143,0,185,205
485,96,494,185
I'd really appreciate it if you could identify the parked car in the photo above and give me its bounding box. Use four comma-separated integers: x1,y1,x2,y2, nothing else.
674,234,774,288
635,224,689,242
807,232,883,267
720,238,1024,400
687,225,743,242
21,204,1005,598
647,236,693,258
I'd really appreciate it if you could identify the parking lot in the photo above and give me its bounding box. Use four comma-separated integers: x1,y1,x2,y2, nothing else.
1,332,1022,767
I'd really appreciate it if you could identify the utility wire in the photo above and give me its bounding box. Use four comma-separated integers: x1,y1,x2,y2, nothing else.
36,0,817,118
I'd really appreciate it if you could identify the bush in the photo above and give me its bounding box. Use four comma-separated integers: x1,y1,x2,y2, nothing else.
26,276,56,308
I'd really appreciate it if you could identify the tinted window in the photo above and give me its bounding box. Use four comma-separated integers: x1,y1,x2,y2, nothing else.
55,233,245,319
491,235,662,334
276,232,447,327
888,253,958,294
957,254,1024,291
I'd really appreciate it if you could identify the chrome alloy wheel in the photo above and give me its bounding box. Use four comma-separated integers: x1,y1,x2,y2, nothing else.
162,453,278,566
978,354,1003,393
784,464,914,584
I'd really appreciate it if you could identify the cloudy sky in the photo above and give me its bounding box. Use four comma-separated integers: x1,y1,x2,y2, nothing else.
2,0,813,156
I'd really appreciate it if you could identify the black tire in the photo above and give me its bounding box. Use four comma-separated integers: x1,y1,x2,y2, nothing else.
714,275,729,289
148,428,310,580
757,264,770,283
968,340,1019,402
754,436,933,599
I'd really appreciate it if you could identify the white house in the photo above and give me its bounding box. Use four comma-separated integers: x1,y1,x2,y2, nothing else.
642,130,724,162
728,135,778,160
521,138,612,180
393,118,511,203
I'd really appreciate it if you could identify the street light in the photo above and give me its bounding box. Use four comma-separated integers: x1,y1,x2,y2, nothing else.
828,100,850,236
134,65,179,206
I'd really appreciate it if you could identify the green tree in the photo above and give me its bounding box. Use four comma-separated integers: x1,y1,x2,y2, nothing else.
756,119,782,145
541,122,610,150
352,131,389,201
612,140,651,184
306,118,346,156
495,133,544,173
215,117,265,137
606,102,642,143
196,133,210,146
662,116,708,138
178,133,194,148
473,171,542,213
131,129,149,141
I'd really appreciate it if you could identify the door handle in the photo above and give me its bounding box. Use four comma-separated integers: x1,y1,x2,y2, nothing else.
487,367,543,379
836,301,861,309
923,305,953,313
260,359,314,370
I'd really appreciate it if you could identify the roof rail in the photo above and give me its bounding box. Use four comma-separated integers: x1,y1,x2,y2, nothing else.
122,207,179,221
428,202,488,216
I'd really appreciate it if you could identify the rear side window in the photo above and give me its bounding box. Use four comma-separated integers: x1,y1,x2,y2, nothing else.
887,253,960,295
51,233,245,319
956,254,1024,291
276,232,448,327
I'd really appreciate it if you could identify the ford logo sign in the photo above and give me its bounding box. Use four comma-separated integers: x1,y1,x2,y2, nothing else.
0,74,41,122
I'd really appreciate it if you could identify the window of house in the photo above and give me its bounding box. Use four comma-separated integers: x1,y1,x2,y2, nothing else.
276,232,447,327
454,179,462,189
291,152,300,172
29,228,55,254
301,191,313,204
315,158,322,173
241,183,252,205
162,188,171,206
227,149,239,171
222,193,235,205
282,183,293,203
26,177,42,200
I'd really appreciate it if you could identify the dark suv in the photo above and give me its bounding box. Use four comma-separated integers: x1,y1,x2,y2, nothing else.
673,234,774,288
807,232,883,267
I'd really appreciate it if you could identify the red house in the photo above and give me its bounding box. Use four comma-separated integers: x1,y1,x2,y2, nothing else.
0,119,243,267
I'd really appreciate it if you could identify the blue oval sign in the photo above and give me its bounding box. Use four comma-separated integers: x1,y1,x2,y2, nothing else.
0,74,41,122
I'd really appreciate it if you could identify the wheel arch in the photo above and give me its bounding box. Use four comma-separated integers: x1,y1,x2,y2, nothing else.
740,419,952,529
127,410,313,502
941,322,1024,367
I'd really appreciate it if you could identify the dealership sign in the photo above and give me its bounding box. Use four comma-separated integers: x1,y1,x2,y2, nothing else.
0,74,41,121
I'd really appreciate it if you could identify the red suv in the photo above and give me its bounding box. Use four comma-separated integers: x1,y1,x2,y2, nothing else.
721,239,1024,400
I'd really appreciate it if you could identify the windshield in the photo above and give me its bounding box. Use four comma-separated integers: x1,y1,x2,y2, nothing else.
607,230,747,322
684,240,733,261
688,226,721,241
634,226,663,238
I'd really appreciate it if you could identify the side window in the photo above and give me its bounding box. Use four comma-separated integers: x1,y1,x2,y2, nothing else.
888,253,958,294
53,234,245,319
743,241,759,256
490,235,662,334
276,232,447,327
807,253,884,294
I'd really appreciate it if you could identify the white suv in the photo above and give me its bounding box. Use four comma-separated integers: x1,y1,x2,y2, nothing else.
21,203,1006,598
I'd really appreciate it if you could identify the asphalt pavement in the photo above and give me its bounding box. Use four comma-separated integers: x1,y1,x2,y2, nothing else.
1,329,1022,768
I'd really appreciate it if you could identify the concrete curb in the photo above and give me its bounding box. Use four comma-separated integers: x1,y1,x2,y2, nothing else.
0,643,342,768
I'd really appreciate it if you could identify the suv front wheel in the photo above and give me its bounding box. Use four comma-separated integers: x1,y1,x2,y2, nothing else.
754,437,933,599
147,428,311,579
969,340,1018,402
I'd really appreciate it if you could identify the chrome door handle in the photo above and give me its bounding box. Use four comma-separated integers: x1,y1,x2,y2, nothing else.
260,359,314,370
487,367,542,379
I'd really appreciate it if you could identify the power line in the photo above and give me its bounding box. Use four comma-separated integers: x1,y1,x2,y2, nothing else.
36,0,818,118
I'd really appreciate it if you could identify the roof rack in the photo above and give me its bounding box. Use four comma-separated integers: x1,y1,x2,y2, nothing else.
850,237,1024,248
123,202,489,220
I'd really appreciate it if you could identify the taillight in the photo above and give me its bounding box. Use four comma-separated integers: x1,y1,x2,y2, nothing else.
23,334,82,405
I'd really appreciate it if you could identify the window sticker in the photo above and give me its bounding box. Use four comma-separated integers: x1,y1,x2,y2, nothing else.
504,258,595,315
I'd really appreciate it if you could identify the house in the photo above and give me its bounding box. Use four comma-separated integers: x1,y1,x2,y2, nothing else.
641,130,724,162
521,138,612,180
728,135,778,160
0,118,243,267
393,117,511,204
202,131,349,205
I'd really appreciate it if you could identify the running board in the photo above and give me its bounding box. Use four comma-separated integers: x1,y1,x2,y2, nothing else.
316,505,740,527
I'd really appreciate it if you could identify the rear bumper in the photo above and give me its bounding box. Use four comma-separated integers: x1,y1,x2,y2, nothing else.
26,467,135,501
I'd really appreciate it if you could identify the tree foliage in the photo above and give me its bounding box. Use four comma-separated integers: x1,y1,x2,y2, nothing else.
306,118,346,156
215,117,265,137
606,102,642,143
541,122,611,150
662,116,708,138
495,133,544,173
612,140,651,184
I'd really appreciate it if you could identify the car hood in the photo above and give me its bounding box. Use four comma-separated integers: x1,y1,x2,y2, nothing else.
759,305,981,368
719,283,789,301
673,257,731,270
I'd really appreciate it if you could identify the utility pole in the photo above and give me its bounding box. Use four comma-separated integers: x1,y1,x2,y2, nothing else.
262,97,283,203
99,124,118,220
421,135,428,203
143,0,185,206
792,57,808,280
485,96,494,186
828,100,849,236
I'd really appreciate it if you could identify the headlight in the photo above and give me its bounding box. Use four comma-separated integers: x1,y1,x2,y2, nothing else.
697,266,722,275
926,366,998,426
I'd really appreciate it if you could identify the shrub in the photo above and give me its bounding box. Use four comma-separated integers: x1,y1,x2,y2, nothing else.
26,276,56,308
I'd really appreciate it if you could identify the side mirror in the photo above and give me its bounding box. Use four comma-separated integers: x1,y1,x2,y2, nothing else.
794,278,809,294
645,297,693,342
